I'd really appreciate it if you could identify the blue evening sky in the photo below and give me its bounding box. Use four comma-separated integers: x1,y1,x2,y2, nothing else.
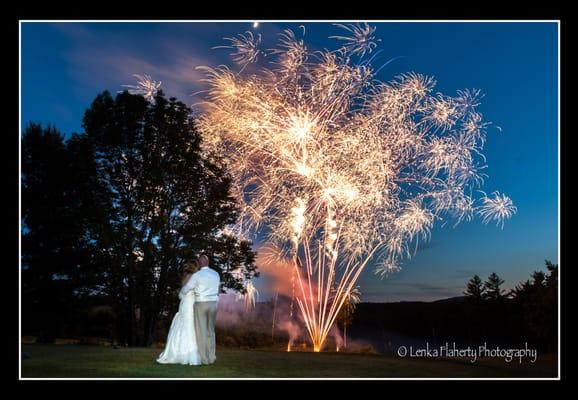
21,21,558,302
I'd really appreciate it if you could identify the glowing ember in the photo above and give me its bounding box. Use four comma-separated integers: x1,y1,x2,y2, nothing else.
196,23,515,352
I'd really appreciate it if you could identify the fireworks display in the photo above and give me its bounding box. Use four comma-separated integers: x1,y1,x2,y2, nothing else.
158,22,515,352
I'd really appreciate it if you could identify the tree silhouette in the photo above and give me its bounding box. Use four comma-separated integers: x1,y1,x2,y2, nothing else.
484,272,505,301
510,279,533,302
510,260,558,351
464,274,485,302
542,260,558,352
21,124,85,342
544,260,558,291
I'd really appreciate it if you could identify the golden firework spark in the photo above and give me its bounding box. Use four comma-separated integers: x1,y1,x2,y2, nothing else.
196,23,515,351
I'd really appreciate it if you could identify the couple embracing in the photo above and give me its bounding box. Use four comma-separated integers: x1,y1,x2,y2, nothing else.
157,254,220,366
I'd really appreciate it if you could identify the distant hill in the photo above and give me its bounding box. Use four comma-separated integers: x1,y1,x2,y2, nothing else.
358,295,468,305
346,295,552,353
432,296,467,304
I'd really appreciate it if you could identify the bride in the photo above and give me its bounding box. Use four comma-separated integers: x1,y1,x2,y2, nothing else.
157,260,201,365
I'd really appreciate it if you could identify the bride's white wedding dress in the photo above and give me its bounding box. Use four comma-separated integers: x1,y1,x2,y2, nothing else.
156,286,201,365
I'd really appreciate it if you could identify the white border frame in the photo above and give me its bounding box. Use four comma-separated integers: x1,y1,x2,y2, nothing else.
18,19,561,381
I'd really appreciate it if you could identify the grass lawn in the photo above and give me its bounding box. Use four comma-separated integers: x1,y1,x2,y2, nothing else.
21,344,557,378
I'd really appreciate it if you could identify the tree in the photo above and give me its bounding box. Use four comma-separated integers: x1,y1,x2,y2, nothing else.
80,90,258,346
544,260,558,292
463,274,487,343
509,279,533,302
21,124,83,341
542,260,558,351
510,260,558,351
484,272,505,301
464,275,485,302
510,268,549,301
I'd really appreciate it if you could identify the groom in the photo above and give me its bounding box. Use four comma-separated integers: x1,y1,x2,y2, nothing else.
181,253,220,364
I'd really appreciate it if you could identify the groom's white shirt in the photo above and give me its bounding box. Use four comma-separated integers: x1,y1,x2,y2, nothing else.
179,266,220,302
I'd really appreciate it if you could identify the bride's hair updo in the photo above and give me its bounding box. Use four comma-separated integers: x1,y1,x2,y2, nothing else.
181,260,200,284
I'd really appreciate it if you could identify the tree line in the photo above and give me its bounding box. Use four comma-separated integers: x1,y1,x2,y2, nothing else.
348,262,558,353
22,90,258,346
462,263,557,350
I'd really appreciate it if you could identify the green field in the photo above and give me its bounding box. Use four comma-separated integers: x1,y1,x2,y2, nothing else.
20,344,557,378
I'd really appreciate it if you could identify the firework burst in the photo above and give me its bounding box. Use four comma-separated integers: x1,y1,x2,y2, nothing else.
121,74,161,102
196,23,515,351
479,191,517,228
329,22,380,57
214,31,263,69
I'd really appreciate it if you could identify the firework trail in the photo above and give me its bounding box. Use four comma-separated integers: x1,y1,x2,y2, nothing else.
243,280,259,310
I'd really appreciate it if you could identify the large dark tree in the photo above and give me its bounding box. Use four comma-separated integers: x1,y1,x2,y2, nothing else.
21,124,87,342
78,90,257,346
